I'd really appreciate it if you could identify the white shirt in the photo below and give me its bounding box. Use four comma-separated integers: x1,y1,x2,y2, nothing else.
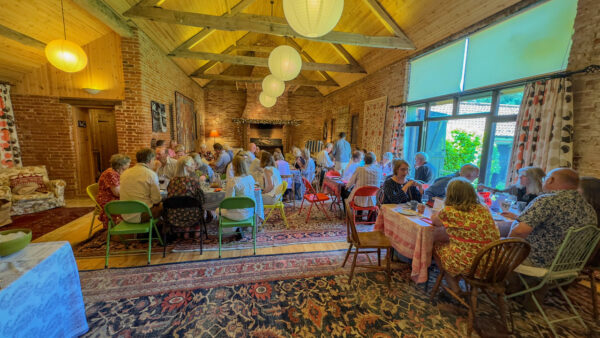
342,161,363,181
276,160,292,186
346,164,382,207
221,175,256,221
120,163,162,223
262,166,283,198
157,157,177,180
316,150,334,168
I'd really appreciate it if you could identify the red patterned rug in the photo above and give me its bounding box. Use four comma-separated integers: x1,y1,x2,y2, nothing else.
80,250,599,337
0,207,93,240
73,204,367,258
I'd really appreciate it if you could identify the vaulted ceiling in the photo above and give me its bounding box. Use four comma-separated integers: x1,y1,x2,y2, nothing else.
1,0,525,95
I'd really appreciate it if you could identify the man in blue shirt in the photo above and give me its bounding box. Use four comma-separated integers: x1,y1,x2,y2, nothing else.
414,152,436,184
423,164,479,201
332,132,351,174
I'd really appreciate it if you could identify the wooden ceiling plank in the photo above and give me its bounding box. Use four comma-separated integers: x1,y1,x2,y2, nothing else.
188,32,254,77
191,73,339,87
172,0,256,52
172,50,366,73
72,0,133,37
123,6,414,49
361,0,414,48
0,24,45,50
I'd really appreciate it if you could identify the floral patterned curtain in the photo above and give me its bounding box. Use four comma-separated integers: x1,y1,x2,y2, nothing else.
0,84,22,168
506,77,573,185
389,106,406,158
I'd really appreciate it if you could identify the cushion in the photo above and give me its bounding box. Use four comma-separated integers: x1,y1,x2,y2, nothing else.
12,183,38,195
9,174,48,194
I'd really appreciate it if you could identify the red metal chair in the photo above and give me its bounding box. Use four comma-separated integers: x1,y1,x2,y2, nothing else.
299,177,332,222
349,186,380,225
325,170,341,178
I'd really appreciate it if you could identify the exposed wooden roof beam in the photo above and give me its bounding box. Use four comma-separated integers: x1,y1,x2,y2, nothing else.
284,38,341,85
362,0,414,48
188,32,254,77
123,6,414,49
72,0,134,37
171,50,366,74
171,0,255,52
191,73,339,87
331,44,361,67
0,24,46,50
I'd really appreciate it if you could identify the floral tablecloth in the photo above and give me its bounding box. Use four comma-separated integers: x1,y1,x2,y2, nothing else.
0,241,88,337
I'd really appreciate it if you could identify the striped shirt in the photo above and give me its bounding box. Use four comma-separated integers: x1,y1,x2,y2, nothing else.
346,164,382,207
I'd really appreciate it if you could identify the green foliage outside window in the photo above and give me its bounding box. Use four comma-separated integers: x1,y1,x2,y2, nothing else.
443,130,482,174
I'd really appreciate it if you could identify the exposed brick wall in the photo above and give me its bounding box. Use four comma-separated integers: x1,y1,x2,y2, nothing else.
288,88,325,151
568,0,600,177
204,88,247,148
12,95,78,195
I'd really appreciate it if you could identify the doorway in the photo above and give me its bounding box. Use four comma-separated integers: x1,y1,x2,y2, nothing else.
89,109,119,180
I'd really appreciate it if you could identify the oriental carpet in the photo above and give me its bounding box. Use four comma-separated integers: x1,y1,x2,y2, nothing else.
80,250,598,337
1,207,93,239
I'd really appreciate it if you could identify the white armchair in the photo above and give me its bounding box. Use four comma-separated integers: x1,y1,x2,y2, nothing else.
0,165,66,215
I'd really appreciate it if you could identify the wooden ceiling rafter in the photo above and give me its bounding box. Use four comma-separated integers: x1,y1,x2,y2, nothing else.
0,24,46,50
362,0,414,46
72,0,134,37
284,37,340,86
191,73,338,87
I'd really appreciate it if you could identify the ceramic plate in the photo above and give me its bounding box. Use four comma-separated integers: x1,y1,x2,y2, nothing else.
397,209,418,216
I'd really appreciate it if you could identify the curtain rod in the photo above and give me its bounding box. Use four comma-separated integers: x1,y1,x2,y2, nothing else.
391,64,600,108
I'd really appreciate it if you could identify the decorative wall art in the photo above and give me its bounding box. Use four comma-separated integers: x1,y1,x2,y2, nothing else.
174,92,196,151
151,101,167,132
323,121,328,141
362,96,388,158
0,84,22,168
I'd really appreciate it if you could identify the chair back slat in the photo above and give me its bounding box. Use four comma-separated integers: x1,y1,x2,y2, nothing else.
302,177,316,194
219,196,255,210
547,225,600,280
271,181,288,204
104,200,152,228
325,170,341,178
86,183,101,209
345,206,361,246
353,186,379,197
466,238,531,283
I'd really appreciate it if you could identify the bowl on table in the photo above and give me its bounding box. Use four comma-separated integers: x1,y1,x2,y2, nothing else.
0,229,32,257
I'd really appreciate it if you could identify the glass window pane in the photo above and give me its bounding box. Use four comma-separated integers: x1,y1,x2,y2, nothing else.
429,99,454,117
464,0,577,90
458,92,492,115
403,125,420,177
408,39,466,102
425,118,485,177
406,105,425,122
485,122,517,190
498,86,524,116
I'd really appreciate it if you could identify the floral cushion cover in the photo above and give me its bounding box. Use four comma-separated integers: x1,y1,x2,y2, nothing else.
9,174,48,194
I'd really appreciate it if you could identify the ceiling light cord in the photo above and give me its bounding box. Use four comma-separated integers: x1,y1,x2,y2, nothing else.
270,0,274,17
60,0,67,40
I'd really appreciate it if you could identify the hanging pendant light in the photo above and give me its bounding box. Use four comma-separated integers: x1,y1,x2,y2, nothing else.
45,0,88,73
268,46,302,81
283,0,344,38
262,75,285,97
259,92,277,108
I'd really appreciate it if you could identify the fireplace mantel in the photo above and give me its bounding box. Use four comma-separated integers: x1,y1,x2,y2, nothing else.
232,118,302,126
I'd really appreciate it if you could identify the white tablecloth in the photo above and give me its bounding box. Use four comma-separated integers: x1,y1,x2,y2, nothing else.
0,241,88,337
203,188,265,220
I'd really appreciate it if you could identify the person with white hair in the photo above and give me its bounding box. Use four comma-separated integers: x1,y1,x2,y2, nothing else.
247,143,257,160
346,152,382,208
342,151,364,181
316,142,334,187
423,164,479,201
380,152,394,177
414,152,435,184
479,166,545,206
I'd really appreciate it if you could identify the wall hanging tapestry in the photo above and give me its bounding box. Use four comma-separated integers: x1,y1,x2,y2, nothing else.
151,101,167,132
0,84,22,168
174,92,196,152
362,96,388,158
389,106,407,158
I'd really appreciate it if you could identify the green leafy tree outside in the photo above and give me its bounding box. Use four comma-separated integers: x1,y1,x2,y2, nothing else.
443,130,482,174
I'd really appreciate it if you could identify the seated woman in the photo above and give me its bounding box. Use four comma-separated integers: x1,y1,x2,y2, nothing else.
97,154,131,228
174,144,186,159
260,152,283,205
189,152,213,181
274,152,292,198
382,159,422,204
431,177,500,291
221,155,257,221
166,156,205,238
379,152,394,177
342,151,364,181
485,166,544,220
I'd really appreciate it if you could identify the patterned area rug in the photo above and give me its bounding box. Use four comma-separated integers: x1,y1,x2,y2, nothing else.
0,207,93,240
73,203,365,258
80,250,599,337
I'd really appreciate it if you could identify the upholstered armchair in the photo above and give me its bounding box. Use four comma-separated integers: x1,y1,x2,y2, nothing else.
0,165,66,215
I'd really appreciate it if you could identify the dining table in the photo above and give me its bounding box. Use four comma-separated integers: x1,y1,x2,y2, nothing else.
374,203,515,283
322,176,346,217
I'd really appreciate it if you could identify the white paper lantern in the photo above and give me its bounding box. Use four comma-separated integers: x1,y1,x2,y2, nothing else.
268,46,302,81
259,92,277,108
262,75,285,97
283,0,344,38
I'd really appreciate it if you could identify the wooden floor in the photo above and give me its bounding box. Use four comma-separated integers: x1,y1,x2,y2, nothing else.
34,199,348,271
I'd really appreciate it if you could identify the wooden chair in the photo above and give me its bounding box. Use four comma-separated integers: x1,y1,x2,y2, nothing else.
342,206,393,288
85,183,102,238
162,196,207,257
431,238,531,336
348,186,380,225
298,177,331,222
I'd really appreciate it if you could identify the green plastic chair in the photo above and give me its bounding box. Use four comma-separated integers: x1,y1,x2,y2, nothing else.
263,181,288,228
218,196,256,258
104,200,164,268
86,183,102,238
506,224,600,336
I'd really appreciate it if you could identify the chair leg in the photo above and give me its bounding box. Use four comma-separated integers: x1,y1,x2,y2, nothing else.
264,208,274,225
252,223,257,255
430,270,445,301
342,244,353,267
348,249,359,284
88,211,97,238
280,206,288,228
377,248,381,266
590,270,599,321
218,225,222,258
147,223,153,265
316,201,331,220
104,231,111,268
385,248,391,289
162,225,168,258
558,286,588,330
468,287,478,337
496,292,512,334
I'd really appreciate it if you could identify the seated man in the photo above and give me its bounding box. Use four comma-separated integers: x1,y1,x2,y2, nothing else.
414,152,436,184
346,152,382,208
211,143,232,174
423,164,479,201
509,168,598,267
120,148,163,223
155,146,177,180
342,151,364,181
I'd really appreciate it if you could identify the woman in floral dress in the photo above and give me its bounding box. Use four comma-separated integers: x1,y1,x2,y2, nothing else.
431,177,500,291
166,156,205,239
97,154,131,228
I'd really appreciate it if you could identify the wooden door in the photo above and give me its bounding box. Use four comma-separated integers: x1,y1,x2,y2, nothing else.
73,107,95,195
89,109,119,179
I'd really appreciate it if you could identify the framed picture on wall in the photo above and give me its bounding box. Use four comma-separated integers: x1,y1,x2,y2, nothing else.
323,121,328,141
151,101,167,132
174,92,196,151
350,114,359,145
329,119,336,143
